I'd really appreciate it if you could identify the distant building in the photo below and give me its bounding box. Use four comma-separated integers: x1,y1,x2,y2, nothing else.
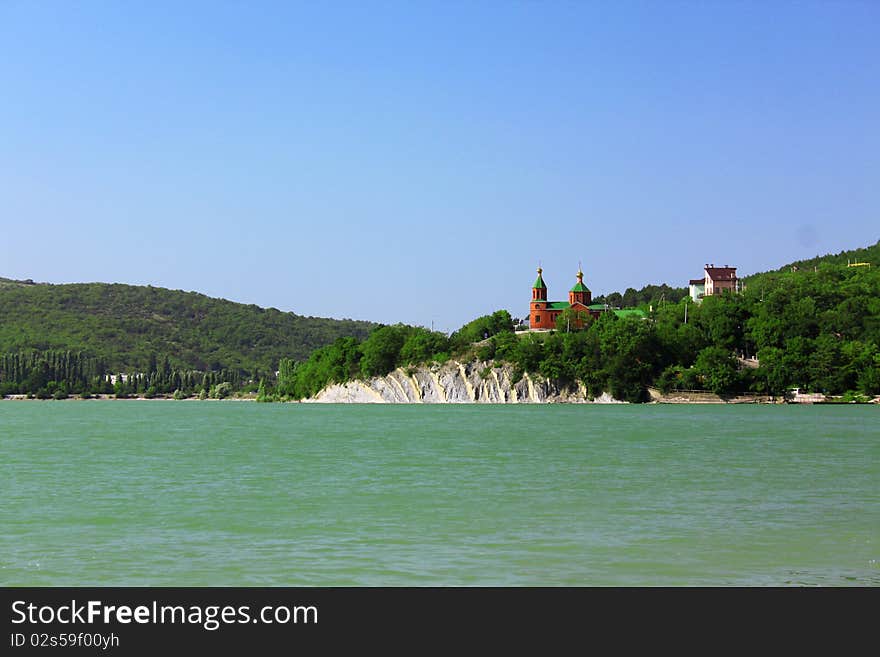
689,264,738,303
529,267,645,330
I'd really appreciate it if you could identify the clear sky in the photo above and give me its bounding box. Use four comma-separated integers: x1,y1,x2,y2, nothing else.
2,1,878,332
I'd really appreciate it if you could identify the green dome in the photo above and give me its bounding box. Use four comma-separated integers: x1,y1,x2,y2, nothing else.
533,267,546,289
570,270,589,293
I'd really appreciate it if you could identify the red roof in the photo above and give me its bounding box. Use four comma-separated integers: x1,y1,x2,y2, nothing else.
705,266,737,281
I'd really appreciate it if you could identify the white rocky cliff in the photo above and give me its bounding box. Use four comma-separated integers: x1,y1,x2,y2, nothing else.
306,360,624,403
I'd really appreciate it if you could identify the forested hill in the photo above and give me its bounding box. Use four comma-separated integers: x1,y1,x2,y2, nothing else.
746,238,880,278
0,281,376,374
591,239,880,309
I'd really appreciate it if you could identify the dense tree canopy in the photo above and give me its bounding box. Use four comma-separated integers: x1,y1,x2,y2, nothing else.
0,281,375,374
276,324,453,400
593,283,688,309
0,349,243,399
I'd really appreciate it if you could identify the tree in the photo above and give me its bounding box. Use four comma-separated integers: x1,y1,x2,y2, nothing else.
809,334,845,393
555,307,592,332
450,310,513,348
400,329,449,365
210,382,232,399
514,334,545,374
596,315,661,402
277,358,298,396
360,325,406,378
693,346,740,395
695,295,747,351
857,352,880,395
492,332,520,362
256,378,275,402
754,347,788,395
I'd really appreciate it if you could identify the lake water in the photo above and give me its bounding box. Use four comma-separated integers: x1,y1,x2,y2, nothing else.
1,401,877,586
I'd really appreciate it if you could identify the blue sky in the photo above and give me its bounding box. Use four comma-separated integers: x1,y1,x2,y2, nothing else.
2,1,878,332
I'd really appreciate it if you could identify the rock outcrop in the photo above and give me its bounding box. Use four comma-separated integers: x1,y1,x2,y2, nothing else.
306,360,625,404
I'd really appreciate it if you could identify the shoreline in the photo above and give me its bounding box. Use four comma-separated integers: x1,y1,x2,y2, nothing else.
2,394,877,405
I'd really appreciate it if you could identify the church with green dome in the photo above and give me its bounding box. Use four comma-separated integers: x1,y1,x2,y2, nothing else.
529,267,644,330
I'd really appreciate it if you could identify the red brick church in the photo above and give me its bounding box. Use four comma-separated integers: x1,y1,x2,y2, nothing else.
529,267,602,329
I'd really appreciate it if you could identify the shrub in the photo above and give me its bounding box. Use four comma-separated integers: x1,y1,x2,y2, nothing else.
210,382,232,399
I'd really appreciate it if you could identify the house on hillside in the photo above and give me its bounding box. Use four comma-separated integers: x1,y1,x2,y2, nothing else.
688,264,738,303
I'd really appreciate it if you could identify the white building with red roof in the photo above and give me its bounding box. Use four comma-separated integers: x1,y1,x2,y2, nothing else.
689,264,738,303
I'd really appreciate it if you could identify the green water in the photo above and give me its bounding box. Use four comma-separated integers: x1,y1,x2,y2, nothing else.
1,401,878,586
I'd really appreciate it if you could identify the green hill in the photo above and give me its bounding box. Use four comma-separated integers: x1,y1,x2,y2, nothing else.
751,238,880,277
591,239,880,309
0,281,376,374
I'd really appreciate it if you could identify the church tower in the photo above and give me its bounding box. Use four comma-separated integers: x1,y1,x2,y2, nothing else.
529,267,549,329
532,267,547,301
568,269,591,307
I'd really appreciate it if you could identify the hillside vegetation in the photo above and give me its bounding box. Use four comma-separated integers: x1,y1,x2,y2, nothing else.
272,240,880,402
0,282,375,375
1,239,877,401
592,239,880,309
753,239,880,276
592,283,688,309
